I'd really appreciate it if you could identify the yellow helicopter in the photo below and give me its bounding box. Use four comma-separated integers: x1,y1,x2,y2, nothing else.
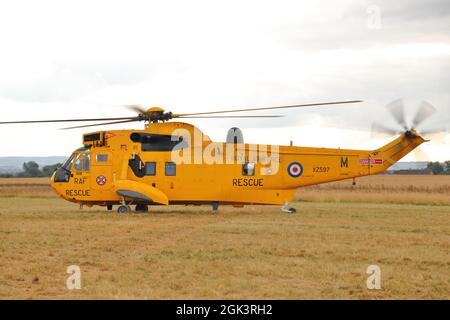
0,99,438,213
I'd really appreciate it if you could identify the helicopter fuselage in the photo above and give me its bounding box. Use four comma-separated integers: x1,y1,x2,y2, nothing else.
51,122,425,208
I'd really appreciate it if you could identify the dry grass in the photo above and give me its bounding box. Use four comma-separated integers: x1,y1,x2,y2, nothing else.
299,175,450,205
0,178,52,198
0,176,449,300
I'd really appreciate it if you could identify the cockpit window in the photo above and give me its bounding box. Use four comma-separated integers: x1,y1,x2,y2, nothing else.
54,154,75,183
54,150,90,183
74,153,90,172
62,154,75,172
84,154,90,171
74,156,83,171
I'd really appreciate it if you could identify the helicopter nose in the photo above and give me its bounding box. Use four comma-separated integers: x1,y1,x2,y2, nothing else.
50,175,57,192
50,173,64,197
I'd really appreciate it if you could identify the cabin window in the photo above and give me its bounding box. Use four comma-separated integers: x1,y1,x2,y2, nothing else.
165,162,176,176
96,154,109,162
242,162,255,176
130,133,186,152
145,162,156,176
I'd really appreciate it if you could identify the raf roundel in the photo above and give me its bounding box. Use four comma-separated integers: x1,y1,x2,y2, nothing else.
96,175,107,186
288,162,303,178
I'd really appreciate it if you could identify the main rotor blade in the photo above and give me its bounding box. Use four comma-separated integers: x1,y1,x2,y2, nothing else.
178,115,283,118
385,99,408,130
173,100,362,117
60,119,139,130
0,117,137,125
124,104,147,114
412,101,437,129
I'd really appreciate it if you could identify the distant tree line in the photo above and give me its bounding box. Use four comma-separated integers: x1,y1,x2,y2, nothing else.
427,161,450,175
0,161,61,178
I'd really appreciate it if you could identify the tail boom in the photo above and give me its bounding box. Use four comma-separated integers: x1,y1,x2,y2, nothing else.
280,131,426,189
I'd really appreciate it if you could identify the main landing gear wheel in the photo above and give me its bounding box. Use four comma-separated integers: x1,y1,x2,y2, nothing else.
118,205,131,214
281,202,297,214
135,204,149,213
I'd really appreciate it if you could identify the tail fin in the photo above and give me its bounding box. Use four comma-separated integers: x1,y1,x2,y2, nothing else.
371,131,426,173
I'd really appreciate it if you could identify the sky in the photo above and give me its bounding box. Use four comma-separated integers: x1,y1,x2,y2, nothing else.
0,0,449,160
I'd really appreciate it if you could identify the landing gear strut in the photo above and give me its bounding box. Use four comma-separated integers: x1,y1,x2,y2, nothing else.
281,202,296,214
117,197,131,214
212,202,220,212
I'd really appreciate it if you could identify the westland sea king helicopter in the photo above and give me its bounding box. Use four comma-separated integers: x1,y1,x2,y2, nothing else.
0,99,442,213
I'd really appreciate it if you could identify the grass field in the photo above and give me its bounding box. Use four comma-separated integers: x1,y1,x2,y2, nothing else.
0,176,449,299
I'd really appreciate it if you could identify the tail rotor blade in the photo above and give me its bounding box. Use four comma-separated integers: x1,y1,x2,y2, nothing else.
386,99,408,130
412,101,437,129
420,128,447,143
371,122,398,138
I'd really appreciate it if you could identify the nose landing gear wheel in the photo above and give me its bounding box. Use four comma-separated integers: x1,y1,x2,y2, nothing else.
118,205,131,214
135,204,149,213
